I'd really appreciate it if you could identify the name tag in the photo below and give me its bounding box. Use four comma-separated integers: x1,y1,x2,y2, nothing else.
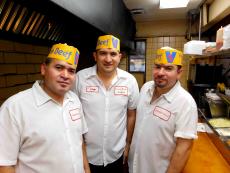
153,106,171,121
86,86,99,93
114,86,128,96
69,108,81,121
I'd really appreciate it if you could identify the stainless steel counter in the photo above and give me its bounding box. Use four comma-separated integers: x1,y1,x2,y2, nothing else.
199,109,230,164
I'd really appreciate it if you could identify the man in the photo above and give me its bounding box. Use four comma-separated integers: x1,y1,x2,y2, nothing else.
129,47,198,173
0,43,90,173
73,35,139,173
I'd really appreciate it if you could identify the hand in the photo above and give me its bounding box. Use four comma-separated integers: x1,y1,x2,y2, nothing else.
84,167,91,173
123,144,130,173
123,143,130,164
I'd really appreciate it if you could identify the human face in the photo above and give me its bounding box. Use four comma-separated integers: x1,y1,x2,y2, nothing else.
153,63,182,91
41,59,76,102
93,48,121,76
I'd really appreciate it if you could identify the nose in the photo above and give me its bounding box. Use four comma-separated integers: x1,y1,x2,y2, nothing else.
158,67,165,74
104,54,112,63
61,69,69,79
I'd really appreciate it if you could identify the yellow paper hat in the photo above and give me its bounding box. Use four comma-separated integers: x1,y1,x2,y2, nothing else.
155,47,183,66
96,35,120,51
48,43,80,68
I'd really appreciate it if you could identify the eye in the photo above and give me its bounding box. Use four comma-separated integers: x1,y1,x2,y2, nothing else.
68,68,75,75
154,65,161,69
98,51,107,56
55,65,63,70
165,66,174,71
110,52,118,57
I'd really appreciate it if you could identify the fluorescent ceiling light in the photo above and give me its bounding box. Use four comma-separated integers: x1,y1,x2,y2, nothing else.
160,0,190,9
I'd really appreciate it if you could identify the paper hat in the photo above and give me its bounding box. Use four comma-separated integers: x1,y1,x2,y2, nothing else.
96,35,120,51
48,43,80,68
155,47,183,66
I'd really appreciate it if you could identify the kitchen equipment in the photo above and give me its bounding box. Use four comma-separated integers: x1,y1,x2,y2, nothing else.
215,128,230,136
208,118,230,128
206,93,228,117
183,40,206,55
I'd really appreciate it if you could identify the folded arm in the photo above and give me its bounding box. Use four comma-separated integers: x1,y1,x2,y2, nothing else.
166,138,193,173
82,141,91,173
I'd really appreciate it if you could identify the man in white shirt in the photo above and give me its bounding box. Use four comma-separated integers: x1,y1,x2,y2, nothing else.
129,47,198,173
73,35,139,173
0,43,90,173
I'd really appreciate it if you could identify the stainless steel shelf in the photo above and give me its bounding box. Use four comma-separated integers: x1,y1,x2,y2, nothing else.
192,48,230,58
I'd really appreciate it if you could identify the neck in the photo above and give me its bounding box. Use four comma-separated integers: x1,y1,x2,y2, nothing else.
155,87,169,96
152,88,161,101
97,67,117,81
41,82,64,105
152,82,177,102
97,70,117,89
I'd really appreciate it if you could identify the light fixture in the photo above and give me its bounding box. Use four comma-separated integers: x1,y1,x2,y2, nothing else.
160,0,190,9
130,8,145,15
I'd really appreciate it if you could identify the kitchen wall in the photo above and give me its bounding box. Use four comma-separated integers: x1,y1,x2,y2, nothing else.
135,19,189,89
0,39,48,105
136,19,187,37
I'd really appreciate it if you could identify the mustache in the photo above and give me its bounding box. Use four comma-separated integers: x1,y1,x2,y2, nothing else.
57,81,70,85
155,76,165,80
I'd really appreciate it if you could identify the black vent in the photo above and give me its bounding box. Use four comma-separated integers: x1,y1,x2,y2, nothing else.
0,0,64,42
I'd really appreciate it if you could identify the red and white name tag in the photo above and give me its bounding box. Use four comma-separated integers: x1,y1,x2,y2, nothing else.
86,86,99,93
69,108,81,121
153,106,171,121
114,86,128,96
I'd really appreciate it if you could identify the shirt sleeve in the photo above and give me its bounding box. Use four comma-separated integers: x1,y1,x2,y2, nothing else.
80,103,88,135
174,99,198,139
72,74,81,97
0,101,20,166
128,76,140,110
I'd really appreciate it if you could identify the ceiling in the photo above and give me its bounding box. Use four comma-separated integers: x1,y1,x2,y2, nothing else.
123,0,204,22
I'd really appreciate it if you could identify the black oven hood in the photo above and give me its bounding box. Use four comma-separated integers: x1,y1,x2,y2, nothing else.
0,0,136,49
50,0,136,49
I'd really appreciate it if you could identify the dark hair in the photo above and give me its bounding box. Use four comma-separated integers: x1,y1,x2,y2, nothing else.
44,58,52,65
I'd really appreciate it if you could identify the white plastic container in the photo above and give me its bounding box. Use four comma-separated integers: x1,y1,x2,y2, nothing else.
183,40,206,55
221,24,230,50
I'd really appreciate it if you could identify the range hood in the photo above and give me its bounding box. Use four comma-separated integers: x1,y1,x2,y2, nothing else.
0,0,136,49
0,0,64,42
50,0,136,48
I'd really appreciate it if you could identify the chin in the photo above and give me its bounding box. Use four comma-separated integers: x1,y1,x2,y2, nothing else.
156,83,166,88
58,87,69,94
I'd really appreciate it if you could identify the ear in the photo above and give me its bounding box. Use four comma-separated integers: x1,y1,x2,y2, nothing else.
177,68,183,79
93,52,97,62
118,52,122,60
40,63,46,76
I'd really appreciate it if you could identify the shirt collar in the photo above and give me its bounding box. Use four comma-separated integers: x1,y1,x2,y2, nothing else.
161,81,181,103
147,81,181,103
32,80,74,107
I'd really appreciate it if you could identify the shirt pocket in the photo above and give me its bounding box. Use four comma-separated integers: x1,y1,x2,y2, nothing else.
67,108,83,132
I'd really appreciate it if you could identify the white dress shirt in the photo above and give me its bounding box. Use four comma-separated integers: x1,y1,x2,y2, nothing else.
74,65,139,166
0,81,88,173
129,81,198,173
